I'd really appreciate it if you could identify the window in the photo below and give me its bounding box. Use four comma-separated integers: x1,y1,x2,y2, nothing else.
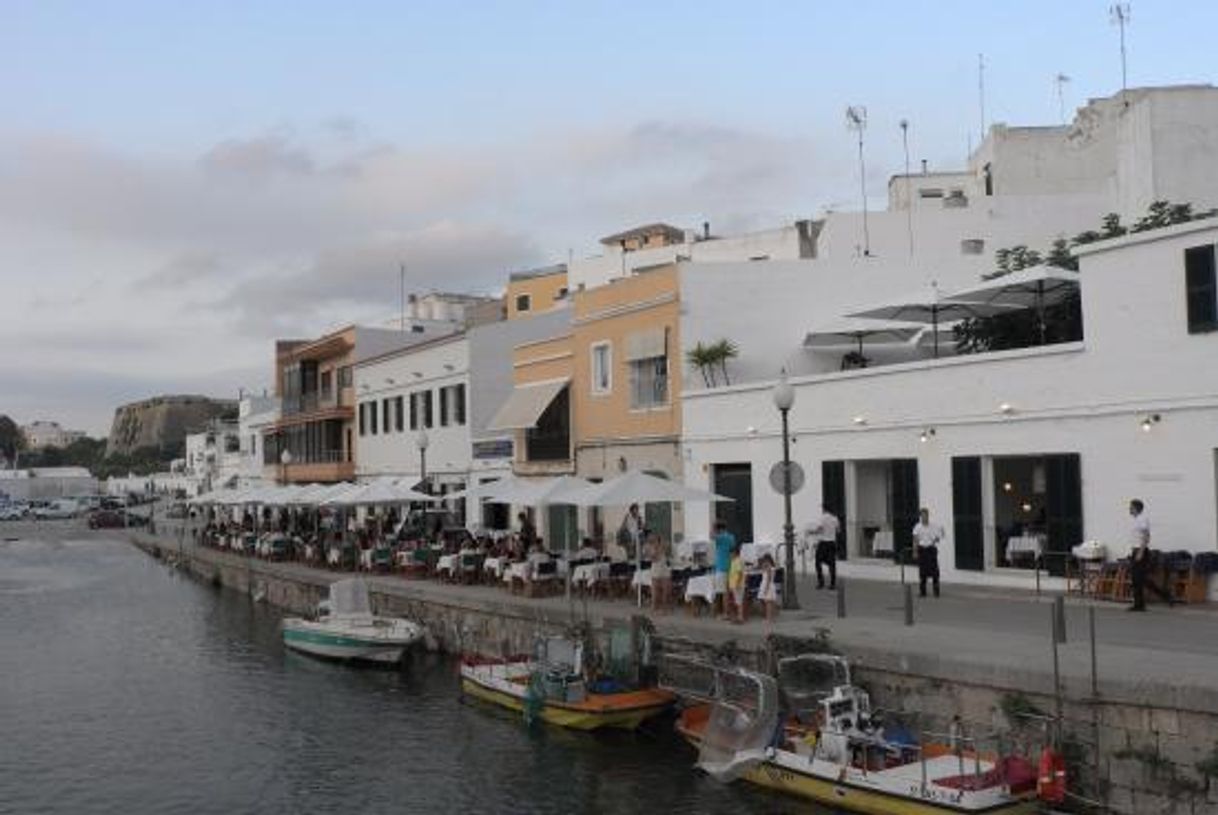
369,400,378,435
918,188,944,199
440,386,450,427
1186,244,1217,333
422,389,434,428
382,398,391,433
394,396,404,432
590,342,612,394
454,384,466,426
516,293,531,312
338,366,353,388
629,355,669,409
358,402,367,436
320,370,333,400
410,392,419,430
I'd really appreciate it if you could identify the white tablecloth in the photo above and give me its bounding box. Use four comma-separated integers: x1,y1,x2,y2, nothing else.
437,554,460,576
483,556,506,578
630,568,652,589
327,547,342,566
684,573,718,605
503,562,530,583
741,542,776,565
572,562,609,588
1072,541,1106,561
1006,535,1044,561
871,531,895,555
359,549,374,570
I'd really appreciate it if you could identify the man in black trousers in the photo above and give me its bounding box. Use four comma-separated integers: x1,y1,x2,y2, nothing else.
1127,498,1174,611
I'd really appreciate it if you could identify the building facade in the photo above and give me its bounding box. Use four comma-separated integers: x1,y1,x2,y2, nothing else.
21,421,87,450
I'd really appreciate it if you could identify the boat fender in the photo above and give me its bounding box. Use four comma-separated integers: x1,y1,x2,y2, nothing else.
1037,746,1067,804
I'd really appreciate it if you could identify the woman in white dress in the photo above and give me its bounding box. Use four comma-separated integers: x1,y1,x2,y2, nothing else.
757,553,779,622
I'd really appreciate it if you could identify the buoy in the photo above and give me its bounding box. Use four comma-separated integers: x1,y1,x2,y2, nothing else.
1037,746,1067,804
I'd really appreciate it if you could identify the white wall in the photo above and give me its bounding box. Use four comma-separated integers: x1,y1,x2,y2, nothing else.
681,220,1218,571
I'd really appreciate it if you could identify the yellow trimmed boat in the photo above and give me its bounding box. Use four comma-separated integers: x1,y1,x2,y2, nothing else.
669,655,1040,815
460,637,674,731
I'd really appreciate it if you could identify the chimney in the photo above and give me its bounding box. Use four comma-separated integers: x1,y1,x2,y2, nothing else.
921,159,928,175
703,221,710,240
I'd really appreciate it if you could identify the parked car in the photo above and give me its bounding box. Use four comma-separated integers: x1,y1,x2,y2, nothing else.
87,509,148,529
34,499,81,520
0,503,29,521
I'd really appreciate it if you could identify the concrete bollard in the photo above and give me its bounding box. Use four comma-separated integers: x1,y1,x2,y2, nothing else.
836,578,846,618
904,583,914,626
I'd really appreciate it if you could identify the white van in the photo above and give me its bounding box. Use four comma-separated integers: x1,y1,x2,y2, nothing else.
34,499,81,520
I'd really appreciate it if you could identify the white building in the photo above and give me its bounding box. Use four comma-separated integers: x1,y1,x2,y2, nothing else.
184,420,242,494
353,306,572,530
681,217,1218,590
21,421,87,450
227,395,278,488
0,467,97,501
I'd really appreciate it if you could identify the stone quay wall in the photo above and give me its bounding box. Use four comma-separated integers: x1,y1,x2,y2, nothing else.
132,532,1218,814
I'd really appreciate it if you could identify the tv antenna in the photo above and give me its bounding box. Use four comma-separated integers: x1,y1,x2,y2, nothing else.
899,119,914,258
1110,4,1131,104
977,54,987,144
1054,74,1071,124
846,106,870,257
399,262,407,331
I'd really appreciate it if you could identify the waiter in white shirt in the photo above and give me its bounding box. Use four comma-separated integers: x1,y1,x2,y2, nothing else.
808,505,840,590
1127,498,1173,611
912,507,945,598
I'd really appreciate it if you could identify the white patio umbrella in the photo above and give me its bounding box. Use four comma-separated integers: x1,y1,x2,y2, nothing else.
943,265,1080,345
571,471,732,607
803,318,922,358
847,286,1020,358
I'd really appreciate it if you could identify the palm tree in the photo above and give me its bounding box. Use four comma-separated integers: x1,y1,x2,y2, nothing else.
708,339,739,386
685,342,718,387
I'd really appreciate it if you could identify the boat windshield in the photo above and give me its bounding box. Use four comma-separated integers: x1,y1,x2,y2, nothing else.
328,578,373,617
698,669,778,783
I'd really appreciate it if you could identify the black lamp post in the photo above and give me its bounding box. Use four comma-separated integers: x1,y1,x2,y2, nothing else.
416,430,429,492
772,370,800,610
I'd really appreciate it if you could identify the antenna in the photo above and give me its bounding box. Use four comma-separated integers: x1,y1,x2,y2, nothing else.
977,53,987,144
845,106,870,257
1110,4,1131,104
1055,73,1071,124
899,119,914,258
399,262,406,331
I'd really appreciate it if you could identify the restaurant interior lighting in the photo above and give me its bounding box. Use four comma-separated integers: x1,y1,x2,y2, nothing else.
1003,481,1013,492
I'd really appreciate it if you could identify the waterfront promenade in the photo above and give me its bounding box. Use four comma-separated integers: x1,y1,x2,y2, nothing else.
115,517,1218,714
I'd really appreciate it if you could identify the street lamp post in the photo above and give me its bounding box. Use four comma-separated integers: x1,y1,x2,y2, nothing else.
279,447,292,486
416,430,430,493
772,370,800,610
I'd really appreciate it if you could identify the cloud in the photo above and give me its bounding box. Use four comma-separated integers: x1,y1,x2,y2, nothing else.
199,135,316,181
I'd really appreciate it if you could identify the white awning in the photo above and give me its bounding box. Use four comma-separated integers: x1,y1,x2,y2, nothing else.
624,327,667,361
486,379,569,431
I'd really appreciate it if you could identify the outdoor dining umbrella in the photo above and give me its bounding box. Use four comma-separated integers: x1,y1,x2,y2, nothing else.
847,287,1020,358
570,471,732,607
803,318,922,359
942,265,1080,346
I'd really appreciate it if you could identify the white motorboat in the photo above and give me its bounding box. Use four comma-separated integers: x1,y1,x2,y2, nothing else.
282,577,424,665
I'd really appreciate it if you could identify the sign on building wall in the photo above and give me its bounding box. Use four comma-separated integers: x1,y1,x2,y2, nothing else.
472,439,513,460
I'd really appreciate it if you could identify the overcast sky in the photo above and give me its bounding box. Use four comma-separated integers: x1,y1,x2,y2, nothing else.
4,0,1216,435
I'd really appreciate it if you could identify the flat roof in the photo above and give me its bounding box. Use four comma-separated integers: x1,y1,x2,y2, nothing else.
508,263,567,282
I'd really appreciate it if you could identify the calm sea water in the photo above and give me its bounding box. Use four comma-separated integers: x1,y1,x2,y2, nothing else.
0,530,824,814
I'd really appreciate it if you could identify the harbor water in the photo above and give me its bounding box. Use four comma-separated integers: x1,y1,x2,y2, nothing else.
0,529,827,814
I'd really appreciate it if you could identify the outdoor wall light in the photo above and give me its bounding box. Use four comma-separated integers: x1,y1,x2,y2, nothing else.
412,371,423,379
746,426,758,435
1140,413,1162,432
853,415,867,426
385,377,395,385
999,403,1014,415
919,427,937,443
359,384,370,391
443,364,455,372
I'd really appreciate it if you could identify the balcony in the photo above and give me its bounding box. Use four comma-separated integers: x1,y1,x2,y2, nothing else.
269,457,355,484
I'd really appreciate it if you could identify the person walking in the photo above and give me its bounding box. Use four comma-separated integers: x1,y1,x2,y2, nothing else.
912,508,944,598
1127,498,1174,611
712,520,736,618
810,505,840,590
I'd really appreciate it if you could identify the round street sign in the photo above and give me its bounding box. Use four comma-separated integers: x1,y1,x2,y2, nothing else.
769,461,805,495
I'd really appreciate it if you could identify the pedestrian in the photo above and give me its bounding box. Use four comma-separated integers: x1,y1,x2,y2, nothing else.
1127,498,1174,611
728,544,747,624
912,507,944,598
648,533,672,613
517,511,537,551
758,553,779,623
712,520,736,618
810,504,840,590
618,503,643,558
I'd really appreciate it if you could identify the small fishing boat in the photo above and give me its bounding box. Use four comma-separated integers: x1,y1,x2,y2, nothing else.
282,577,423,665
669,654,1041,815
460,636,674,731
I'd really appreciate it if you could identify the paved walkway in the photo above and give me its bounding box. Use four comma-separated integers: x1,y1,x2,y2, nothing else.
131,518,1218,713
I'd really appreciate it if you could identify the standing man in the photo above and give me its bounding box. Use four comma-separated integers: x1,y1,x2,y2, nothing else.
1127,499,1173,611
618,503,644,558
912,507,944,598
712,520,736,618
517,511,537,552
809,504,841,590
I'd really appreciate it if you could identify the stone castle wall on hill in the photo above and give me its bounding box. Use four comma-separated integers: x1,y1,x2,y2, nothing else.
106,395,236,457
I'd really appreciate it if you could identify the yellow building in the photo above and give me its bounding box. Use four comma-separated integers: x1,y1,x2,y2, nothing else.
489,252,683,544
505,264,569,320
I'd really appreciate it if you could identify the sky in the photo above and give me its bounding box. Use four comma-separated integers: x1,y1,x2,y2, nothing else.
3,0,1217,435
